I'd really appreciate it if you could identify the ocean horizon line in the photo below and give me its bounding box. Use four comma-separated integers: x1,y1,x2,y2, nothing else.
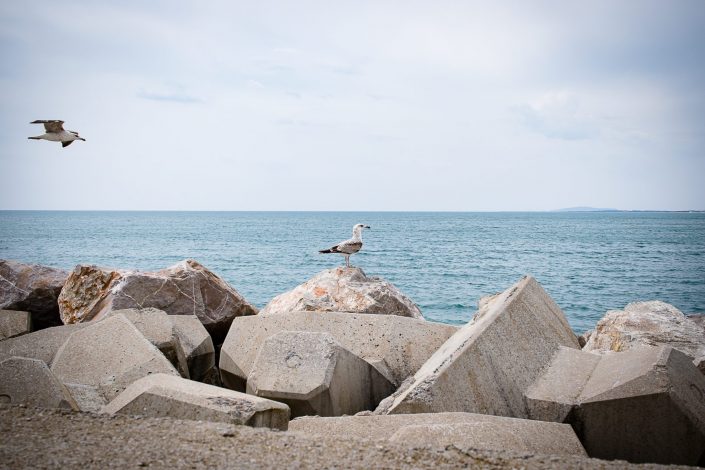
1,209,704,213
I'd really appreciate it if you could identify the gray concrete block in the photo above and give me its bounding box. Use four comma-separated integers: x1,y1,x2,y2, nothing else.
246,331,394,418
525,345,705,465
0,356,77,410
376,276,579,416
220,311,458,391
289,413,586,456
0,323,86,366
0,310,31,340
102,373,289,430
51,314,179,406
106,308,186,375
170,315,215,382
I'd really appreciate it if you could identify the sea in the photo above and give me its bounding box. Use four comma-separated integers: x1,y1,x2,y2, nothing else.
1,211,703,333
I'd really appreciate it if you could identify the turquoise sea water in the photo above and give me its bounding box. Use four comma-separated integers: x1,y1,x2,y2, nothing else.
0,211,703,333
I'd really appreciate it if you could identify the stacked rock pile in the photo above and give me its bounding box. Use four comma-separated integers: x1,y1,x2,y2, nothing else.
1,258,703,466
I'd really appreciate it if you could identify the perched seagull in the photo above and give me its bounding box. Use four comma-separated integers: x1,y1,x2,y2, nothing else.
28,120,86,148
319,223,371,268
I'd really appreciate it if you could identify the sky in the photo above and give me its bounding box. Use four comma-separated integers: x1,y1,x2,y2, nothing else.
0,1,704,211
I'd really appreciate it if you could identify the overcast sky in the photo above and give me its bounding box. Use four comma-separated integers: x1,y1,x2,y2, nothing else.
1,1,703,211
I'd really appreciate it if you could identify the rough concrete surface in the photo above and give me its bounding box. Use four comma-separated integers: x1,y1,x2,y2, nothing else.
246,331,393,417
0,309,31,340
0,323,86,366
50,314,179,408
102,373,289,430
376,276,579,416
220,311,457,391
0,357,77,410
170,314,215,382
0,405,687,470
290,413,586,456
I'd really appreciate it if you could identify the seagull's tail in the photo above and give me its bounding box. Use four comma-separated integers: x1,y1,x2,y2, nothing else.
28,136,41,140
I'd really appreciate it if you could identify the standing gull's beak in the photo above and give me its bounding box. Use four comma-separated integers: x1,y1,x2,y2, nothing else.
364,225,371,229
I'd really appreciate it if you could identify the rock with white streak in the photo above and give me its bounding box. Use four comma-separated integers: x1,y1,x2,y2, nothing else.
583,301,705,374
58,259,257,343
0,260,68,330
260,267,422,319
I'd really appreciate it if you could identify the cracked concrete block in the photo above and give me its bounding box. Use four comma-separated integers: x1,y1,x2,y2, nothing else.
246,331,394,418
0,310,31,340
220,311,457,392
0,323,86,366
0,356,77,410
106,308,187,375
525,345,705,465
102,373,289,430
170,315,215,383
375,276,579,416
50,314,179,410
289,413,586,456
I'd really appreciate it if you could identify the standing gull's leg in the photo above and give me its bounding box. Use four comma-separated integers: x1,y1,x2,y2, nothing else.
345,255,350,268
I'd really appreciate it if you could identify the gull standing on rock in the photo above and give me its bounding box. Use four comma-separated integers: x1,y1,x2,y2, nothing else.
319,224,370,268
28,120,86,148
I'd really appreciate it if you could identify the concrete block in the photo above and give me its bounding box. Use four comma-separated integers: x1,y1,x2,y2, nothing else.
246,331,394,418
51,314,179,407
106,308,187,375
0,323,86,366
376,276,579,416
0,310,31,340
525,345,705,465
170,315,215,382
220,311,458,391
289,413,586,456
0,356,77,410
102,373,289,430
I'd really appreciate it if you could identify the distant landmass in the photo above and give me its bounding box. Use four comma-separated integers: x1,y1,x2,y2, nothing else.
553,206,620,212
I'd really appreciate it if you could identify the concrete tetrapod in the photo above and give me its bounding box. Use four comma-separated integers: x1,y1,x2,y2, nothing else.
0,310,31,340
246,331,394,418
170,315,216,383
289,413,587,457
0,356,78,410
0,323,86,366
375,276,579,416
102,373,289,430
525,345,705,465
50,314,179,411
220,311,458,392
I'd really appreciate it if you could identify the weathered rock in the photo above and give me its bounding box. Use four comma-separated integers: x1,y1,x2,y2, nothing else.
102,373,289,430
289,413,586,456
577,330,592,348
170,315,216,383
51,314,179,410
219,311,458,391
106,308,186,374
525,345,705,465
688,313,705,329
375,276,579,417
583,301,705,374
0,323,86,366
0,310,31,340
58,259,257,343
246,331,394,418
0,260,68,330
0,356,77,410
260,267,422,319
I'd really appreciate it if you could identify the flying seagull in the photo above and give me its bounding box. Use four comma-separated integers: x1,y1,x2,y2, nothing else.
28,120,86,148
319,223,370,268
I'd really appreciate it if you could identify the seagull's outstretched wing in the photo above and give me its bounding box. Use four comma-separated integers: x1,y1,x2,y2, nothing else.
31,120,65,133
319,238,362,254
62,141,73,148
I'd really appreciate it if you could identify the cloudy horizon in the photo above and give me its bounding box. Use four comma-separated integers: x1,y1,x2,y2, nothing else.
1,1,704,211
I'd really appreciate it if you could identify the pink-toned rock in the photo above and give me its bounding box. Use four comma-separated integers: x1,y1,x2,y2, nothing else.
58,259,256,343
0,260,68,330
583,301,705,374
260,267,422,319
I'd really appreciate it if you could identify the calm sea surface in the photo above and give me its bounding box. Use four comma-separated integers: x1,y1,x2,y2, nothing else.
1,211,703,332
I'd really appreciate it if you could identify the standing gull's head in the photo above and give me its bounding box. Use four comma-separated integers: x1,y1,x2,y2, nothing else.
352,224,371,239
